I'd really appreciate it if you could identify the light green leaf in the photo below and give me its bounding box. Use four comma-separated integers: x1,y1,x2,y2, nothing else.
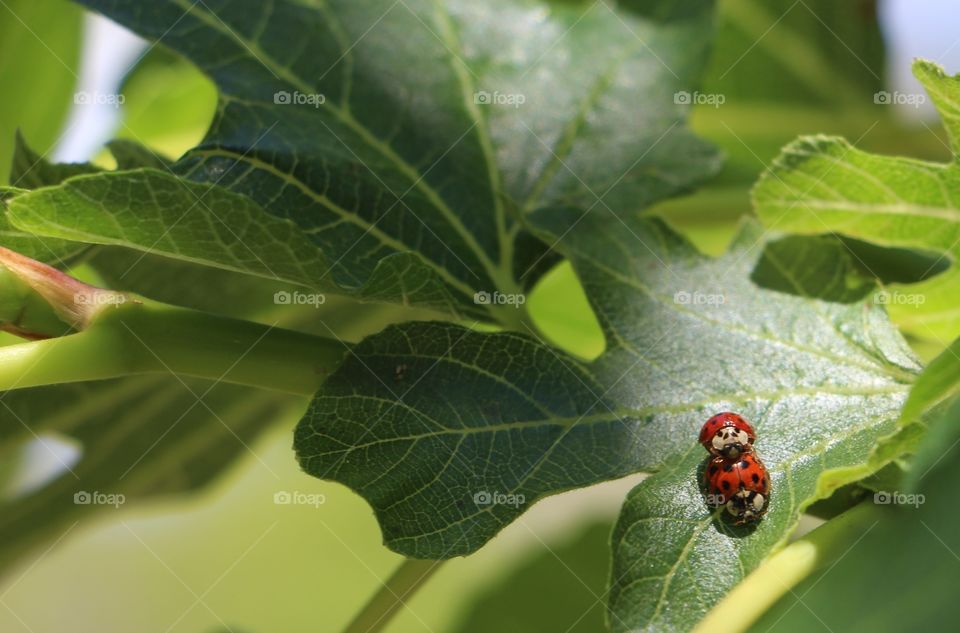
0,0,83,185
915,60,960,149
899,337,960,425
747,397,960,633
0,375,300,570
115,48,218,158
0,187,85,265
655,0,940,250
16,0,721,322
295,217,918,574
752,59,960,344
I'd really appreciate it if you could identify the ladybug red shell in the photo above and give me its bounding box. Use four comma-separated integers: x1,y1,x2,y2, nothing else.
704,453,770,525
699,412,757,460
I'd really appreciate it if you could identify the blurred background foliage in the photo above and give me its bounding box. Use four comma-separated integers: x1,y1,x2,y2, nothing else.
0,0,956,631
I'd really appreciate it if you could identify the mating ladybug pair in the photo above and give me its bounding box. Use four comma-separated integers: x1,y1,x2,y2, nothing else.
698,412,770,525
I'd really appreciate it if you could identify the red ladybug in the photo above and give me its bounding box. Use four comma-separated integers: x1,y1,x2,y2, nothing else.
704,453,770,524
699,412,756,460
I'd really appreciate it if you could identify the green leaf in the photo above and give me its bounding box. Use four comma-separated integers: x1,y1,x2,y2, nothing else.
295,217,918,569
703,0,884,109
18,0,721,322
8,168,335,290
0,187,85,265
114,48,218,158
899,337,960,425
750,234,876,303
0,0,84,185
752,59,960,343
87,247,450,331
10,132,101,189
656,0,922,248
0,375,299,570
747,397,960,633
13,133,176,183
106,139,173,171
915,59,960,149
450,520,612,633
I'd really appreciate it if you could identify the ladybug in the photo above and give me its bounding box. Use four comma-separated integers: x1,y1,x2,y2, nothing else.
699,412,756,460
704,453,770,525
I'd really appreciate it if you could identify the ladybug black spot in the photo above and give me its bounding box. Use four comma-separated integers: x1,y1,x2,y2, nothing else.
721,481,731,490
724,463,733,472
709,464,718,474
741,460,749,469
752,473,760,484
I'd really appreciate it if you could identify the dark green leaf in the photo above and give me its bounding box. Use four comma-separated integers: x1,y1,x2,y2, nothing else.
750,234,876,303
8,169,337,290
16,0,721,321
10,132,100,189
296,217,917,573
106,139,174,171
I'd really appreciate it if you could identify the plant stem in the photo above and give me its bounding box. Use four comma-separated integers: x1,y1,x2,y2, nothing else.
692,502,880,633
342,558,446,633
0,298,349,395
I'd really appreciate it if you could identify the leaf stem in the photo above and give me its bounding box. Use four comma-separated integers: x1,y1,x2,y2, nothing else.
342,558,445,633
692,502,880,633
0,298,349,395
